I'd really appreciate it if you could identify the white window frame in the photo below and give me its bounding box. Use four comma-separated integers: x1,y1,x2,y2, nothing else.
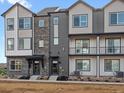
76,59,90,71
18,38,31,50
73,14,88,28
9,60,22,71
39,40,44,48
53,17,59,25
7,18,14,31
104,59,120,72
19,17,32,29
7,38,14,50
110,12,124,25
39,20,45,27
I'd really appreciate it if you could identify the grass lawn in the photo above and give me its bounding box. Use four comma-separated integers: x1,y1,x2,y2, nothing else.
0,82,124,93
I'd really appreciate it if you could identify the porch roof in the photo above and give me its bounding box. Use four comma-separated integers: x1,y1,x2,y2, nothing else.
26,55,44,61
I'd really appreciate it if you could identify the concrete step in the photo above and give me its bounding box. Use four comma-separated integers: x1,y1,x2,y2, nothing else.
30,75,40,80
49,76,58,81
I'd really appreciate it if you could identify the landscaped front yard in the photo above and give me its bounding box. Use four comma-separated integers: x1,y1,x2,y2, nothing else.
0,81,124,93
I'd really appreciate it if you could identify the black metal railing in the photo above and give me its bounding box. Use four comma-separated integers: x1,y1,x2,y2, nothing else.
69,47,124,55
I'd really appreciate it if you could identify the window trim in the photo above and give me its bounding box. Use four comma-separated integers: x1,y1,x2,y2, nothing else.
75,59,91,72
18,17,32,30
39,40,44,48
105,37,121,54
7,18,14,31
72,14,88,28
18,38,32,50
75,39,90,54
53,16,59,25
39,19,45,28
104,59,120,72
109,12,124,26
7,38,14,50
9,60,22,71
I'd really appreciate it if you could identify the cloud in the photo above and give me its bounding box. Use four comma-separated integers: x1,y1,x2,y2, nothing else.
0,0,32,8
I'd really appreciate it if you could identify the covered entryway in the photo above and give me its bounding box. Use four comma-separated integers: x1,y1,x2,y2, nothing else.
50,57,59,75
27,55,44,75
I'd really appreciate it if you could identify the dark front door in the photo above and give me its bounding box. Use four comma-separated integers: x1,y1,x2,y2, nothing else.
33,61,40,75
51,60,59,75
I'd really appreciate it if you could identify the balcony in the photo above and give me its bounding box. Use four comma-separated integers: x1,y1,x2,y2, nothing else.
69,47,97,55
69,47,124,55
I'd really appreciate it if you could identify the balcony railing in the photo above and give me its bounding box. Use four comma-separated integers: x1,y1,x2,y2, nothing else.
69,47,97,55
69,47,124,55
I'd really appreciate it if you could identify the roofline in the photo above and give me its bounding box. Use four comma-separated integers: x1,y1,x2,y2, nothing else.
48,10,68,14
68,0,95,10
1,2,36,17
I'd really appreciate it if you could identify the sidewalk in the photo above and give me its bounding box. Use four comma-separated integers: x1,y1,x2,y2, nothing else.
0,79,124,85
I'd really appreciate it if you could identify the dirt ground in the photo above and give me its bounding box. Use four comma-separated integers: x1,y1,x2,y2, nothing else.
0,82,124,93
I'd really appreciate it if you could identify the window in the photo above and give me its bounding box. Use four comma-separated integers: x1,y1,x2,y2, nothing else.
104,59,120,72
54,37,59,45
76,40,89,54
10,60,22,71
106,38,120,54
39,40,44,47
19,17,31,29
53,17,58,25
18,38,31,50
76,59,90,71
73,15,88,27
110,12,124,25
7,18,14,30
7,38,14,50
39,20,45,27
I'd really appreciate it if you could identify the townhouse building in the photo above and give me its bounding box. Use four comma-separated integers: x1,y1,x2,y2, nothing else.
2,0,124,78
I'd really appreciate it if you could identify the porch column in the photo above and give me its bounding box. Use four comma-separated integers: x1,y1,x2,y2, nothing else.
96,36,100,77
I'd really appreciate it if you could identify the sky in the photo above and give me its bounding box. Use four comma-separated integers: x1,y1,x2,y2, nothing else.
0,0,111,63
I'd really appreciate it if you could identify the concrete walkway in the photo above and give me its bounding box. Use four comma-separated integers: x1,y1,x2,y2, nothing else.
0,79,124,85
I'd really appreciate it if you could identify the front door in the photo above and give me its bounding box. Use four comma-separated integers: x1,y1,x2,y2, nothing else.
33,61,40,75
51,60,59,75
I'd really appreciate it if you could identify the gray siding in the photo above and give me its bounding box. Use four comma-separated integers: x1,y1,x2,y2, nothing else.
93,10,104,34
50,12,69,76
7,57,29,78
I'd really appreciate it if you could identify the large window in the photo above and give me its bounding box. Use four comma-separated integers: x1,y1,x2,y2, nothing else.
7,38,14,50
7,18,14,31
104,59,120,72
76,40,89,54
10,60,22,71
76,59,90,71
110,12,124,25
106,38,120,54
73,15,88,27
39,20,45,27
19,17,32,29
18,38,31,50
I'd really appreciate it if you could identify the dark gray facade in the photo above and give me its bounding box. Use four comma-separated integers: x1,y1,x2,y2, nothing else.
49,12,69,76
34,16,50,76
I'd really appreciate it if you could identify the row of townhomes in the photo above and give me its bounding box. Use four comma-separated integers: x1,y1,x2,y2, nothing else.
2,0,124,78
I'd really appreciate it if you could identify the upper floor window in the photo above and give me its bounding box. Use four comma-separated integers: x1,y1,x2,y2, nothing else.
73,15,88,28
7,38,14,50
76,39,89,54
19,17,32,30
53,17,59,25
39,40,44,48
106,38,120,54
110,12,124,25
18,38,31,50
39,20,45,27
7,18,14,31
